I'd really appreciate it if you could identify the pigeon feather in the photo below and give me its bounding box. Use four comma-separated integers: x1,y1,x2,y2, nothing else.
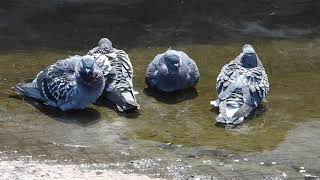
212,44,269,124
145,49,200,92
88,38,139,112
14,55,105,111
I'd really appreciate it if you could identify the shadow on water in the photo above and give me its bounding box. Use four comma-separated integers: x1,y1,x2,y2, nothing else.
0,1,320,178
94,97,140,119
9,94,101,127
143,87,198,104
213,104,268,128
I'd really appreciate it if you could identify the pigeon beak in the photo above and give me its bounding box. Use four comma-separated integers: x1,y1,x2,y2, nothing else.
174,63,179,68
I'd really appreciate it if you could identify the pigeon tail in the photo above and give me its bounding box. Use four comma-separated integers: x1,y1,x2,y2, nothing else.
232,103,254,119
106,89,140,112
210,99,220,107
216,114,245,125
217,99,254,125
120,91,140,111
218,107,241,124
14,83,44,101
216,100,247,125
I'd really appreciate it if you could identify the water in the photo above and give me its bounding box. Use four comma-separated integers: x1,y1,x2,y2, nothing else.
0,0,320,179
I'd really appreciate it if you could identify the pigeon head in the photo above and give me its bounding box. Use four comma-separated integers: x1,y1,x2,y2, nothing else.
80,55,95,76
164,50,181,71
77,55,103,84
98,38,114,54
240,44,258,68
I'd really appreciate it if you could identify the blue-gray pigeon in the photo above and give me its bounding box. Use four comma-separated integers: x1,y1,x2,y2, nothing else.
14,55,106,111
210,44,269,125
145,49,200,92
88,38,140,112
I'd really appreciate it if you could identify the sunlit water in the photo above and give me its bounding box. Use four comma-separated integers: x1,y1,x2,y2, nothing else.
1,0,320,178
0,38,320,178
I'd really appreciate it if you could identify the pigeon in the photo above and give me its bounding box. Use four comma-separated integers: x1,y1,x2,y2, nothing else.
145,49,200,92
14,55,106,111
210,44,269,125
88,38,140,112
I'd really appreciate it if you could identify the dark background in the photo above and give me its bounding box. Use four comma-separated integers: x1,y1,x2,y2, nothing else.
1,0,319,50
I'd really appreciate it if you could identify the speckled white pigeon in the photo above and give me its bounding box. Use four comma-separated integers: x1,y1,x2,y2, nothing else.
210,44,269,125
88,38,140,112
14,55,106,111
145,49,200,92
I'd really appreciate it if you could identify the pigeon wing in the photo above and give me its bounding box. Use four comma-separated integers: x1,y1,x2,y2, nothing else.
37,57,79,105
216,61,241,96
116,50,133,80
243,67,269,106
145,53,163,87
179,51,200,85
108,50,134,91
88,46,101,56
90,53,112,77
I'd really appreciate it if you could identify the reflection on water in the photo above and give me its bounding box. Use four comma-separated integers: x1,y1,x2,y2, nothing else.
143,87,198,104
9,94,101,126
1,1,320,178
0,39,319,151
125,41,320,151
0,38,320,178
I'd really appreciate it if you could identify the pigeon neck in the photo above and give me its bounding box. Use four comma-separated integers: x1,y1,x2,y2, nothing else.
166,68,179,76
99,46,115,54
75,73,100,89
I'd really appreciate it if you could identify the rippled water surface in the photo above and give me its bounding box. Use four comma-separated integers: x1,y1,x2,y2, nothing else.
1,0,320,179
1,39,320,178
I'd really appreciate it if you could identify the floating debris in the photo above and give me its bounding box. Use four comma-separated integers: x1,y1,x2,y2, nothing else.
260,162,265,165
304,174,319,180
282,172,288,178
299,169,306,173
233,159,240,163
202,160,211,164
63,144,87,148
121,151,130,156
271,161,277,165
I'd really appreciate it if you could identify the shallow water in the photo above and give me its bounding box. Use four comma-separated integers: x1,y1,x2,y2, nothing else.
1,0,320,179
0,38,320,178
